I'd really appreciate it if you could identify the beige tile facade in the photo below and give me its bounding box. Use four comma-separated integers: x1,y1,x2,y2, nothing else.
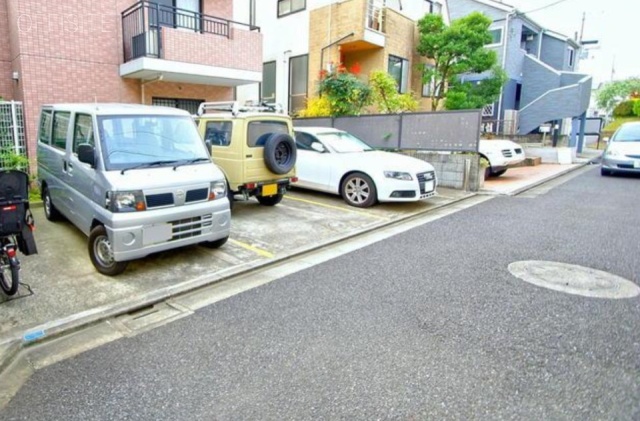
307,0,435,111
0,0,256,165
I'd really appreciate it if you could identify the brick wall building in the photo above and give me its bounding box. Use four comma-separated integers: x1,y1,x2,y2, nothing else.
0,0,262,164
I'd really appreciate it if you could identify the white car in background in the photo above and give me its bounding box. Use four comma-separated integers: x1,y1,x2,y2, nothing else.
293,127,437,208
479,139,525,177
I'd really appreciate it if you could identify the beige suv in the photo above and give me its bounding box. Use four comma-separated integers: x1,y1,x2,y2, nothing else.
196,102,297,207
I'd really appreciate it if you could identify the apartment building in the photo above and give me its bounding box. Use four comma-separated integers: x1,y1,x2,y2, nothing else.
0,0,262,160
449,0,592,136
234,0,448,114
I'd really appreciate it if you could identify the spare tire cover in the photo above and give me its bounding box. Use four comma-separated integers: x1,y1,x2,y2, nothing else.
263,133,297,175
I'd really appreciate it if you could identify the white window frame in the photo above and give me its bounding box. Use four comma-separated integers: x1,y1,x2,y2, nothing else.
486,27,504,47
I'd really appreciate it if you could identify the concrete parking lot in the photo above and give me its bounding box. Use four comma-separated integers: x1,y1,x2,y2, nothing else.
0,187,471,347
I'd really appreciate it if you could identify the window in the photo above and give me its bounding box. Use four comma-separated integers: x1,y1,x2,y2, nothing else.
204,121,233,147
262,61,276,102
567,47,575,68
73,114,95,155
149,0,201,30
425,0,442,14
421,64,437,97
487,28,503,46
278,0,305,17
52,112,70,150
152,98,204,115
294,132,317,151
388,55,409,93
98,115,208,170
247,121,289,147
39,110,53,145
289,54,309,114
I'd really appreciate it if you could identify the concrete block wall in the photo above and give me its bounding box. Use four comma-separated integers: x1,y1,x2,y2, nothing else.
402,151,483,191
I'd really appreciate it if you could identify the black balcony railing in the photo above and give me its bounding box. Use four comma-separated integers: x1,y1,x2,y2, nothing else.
122,1,259,62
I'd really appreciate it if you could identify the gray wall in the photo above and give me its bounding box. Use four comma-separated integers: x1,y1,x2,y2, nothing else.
294,110,482,152
448,0,507,21
501,79,519,111
521,55,560,108
539,34,575,71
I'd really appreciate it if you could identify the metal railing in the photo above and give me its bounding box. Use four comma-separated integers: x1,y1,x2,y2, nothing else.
121,1,259,62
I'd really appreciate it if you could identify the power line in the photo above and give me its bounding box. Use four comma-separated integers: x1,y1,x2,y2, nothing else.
522,0,572,14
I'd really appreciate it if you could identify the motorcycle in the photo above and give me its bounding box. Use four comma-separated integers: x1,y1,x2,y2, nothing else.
0,170,37,297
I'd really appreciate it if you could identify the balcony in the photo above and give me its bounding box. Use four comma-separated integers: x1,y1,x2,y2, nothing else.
316,0,386,54
120,1,262,86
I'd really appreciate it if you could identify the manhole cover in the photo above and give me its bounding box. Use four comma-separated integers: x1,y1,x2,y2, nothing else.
508,261,640,299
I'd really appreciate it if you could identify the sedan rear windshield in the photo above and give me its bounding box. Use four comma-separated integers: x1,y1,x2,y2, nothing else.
612,125,640,142
98,115,209,170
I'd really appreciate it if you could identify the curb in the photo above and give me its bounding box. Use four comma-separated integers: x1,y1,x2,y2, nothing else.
1,192,480,375
508,161,592,196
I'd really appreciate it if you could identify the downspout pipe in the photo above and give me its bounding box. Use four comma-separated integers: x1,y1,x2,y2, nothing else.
140,74,164,104
496,11,515,134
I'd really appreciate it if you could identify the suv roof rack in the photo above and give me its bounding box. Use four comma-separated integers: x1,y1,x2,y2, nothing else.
197,101,284,117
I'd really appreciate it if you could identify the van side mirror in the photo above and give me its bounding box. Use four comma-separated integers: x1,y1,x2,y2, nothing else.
77,144,96,167
311,142,326,153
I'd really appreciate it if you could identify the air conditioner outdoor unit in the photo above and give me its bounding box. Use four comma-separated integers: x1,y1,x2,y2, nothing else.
525,34,534,41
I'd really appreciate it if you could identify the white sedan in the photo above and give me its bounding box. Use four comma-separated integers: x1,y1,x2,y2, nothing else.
293,127,437,208
479,139,525,177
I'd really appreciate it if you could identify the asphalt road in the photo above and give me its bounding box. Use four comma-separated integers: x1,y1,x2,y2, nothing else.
3,167,640,420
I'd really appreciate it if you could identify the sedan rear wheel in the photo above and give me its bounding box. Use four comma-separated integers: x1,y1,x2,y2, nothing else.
341,172,377,208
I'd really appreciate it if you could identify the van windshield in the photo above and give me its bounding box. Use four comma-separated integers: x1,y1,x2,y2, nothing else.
97,115,209,171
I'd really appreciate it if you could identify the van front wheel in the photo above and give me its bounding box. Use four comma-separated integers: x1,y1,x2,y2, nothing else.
88,225,128,276
43,187,62,222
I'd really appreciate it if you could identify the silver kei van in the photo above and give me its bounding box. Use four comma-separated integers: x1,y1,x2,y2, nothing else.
37,103,230,276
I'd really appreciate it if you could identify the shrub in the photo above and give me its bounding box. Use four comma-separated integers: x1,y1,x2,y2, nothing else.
298,96,332,117
612,100,637,117
369,70,419,113
634,100,640,117
317,66,371,116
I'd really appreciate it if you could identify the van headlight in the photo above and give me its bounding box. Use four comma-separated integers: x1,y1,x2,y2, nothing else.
384,171,413,181
605,148,621,157
209,180,227,200
106,190,146,212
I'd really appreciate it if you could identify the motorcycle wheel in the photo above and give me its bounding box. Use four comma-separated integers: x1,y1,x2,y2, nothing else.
0,257,19,296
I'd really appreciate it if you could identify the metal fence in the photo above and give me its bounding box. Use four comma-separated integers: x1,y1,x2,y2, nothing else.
294,110,482,152
0,101,28,172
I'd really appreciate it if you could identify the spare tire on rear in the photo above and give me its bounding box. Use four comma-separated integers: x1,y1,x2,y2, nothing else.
264,133,297,175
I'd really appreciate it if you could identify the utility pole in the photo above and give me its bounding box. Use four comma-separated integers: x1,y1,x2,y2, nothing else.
579,11,585,42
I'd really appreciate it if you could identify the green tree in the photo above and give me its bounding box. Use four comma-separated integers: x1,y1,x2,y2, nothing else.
317,67,371,117
416,12,502,111
634,100,640,117
445,66,507,110
368,70,419,113
596,78,640,113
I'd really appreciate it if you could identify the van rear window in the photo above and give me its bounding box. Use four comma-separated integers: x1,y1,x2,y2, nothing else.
247,121,289,147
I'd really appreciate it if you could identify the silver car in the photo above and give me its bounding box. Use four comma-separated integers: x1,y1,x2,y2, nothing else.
601,122,640,176
37,104,230,276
